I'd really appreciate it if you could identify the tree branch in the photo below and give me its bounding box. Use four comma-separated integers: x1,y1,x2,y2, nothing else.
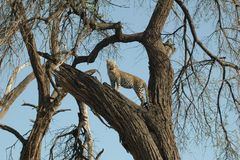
0,72,35,118
53,109,71,116
0,123,26,144
4,62,31,95
72,32,143,66
53,64,163,159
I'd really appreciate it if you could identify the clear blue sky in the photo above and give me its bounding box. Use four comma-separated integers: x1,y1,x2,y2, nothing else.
0,1,218,160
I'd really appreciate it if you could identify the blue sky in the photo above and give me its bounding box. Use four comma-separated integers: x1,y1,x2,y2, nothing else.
0,1,232,160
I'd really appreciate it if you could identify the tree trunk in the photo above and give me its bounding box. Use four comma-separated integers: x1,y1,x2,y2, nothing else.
143,40,179,160
78,102,94,160
20,109,53,160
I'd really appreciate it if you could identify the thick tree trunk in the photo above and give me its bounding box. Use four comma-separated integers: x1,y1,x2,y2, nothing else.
141,0,179,158
20,109,53,160
143,41,179,160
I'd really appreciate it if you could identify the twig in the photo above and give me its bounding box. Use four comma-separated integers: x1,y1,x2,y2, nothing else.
21,103,38,109
0,123,26,144
53,109,71,116
95,149,104,160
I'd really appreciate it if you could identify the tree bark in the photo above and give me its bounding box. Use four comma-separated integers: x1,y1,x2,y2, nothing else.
141,1,179,159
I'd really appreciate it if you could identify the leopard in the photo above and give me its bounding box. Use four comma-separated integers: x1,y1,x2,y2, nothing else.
106,59,149,107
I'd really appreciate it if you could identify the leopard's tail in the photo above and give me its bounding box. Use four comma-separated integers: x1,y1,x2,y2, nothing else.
143,82,149,108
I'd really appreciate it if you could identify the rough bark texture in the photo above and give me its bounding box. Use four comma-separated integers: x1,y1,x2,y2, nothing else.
141,1,179,159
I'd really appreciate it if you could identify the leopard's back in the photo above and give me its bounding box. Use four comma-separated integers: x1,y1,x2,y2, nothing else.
119,71,145,89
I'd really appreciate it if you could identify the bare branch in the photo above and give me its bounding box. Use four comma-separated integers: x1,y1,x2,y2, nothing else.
21,103,38,109
53,64,165,159
72,32,143,66
0,123,26,144
53,109,71,116
76,101,94,160
4,62,31,95
0,72,35,119
11,1,50,103
96,149,104,160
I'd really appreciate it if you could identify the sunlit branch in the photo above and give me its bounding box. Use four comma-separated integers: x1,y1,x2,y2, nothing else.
0,72,35,119
4,62,31,95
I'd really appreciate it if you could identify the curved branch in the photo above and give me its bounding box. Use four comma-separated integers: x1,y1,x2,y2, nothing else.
0,123,26,144
72,32,143,67
145,0,173,39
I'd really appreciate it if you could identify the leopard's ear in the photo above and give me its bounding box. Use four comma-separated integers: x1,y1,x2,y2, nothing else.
106,59,117,67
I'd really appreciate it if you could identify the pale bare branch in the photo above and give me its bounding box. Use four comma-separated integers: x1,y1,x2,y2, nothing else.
4,62,30,95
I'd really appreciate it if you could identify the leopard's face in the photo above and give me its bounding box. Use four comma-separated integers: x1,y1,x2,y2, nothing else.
106,60,117,70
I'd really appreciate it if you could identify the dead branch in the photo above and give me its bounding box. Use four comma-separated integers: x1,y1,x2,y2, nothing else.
4,62,31,95
21,103,38,109
53,109,71,116
95,149,104,160
0,123,26,144
0,72,35,119
72,32,143,67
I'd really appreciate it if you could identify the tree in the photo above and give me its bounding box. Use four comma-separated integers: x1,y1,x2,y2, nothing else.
0,0,239,160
